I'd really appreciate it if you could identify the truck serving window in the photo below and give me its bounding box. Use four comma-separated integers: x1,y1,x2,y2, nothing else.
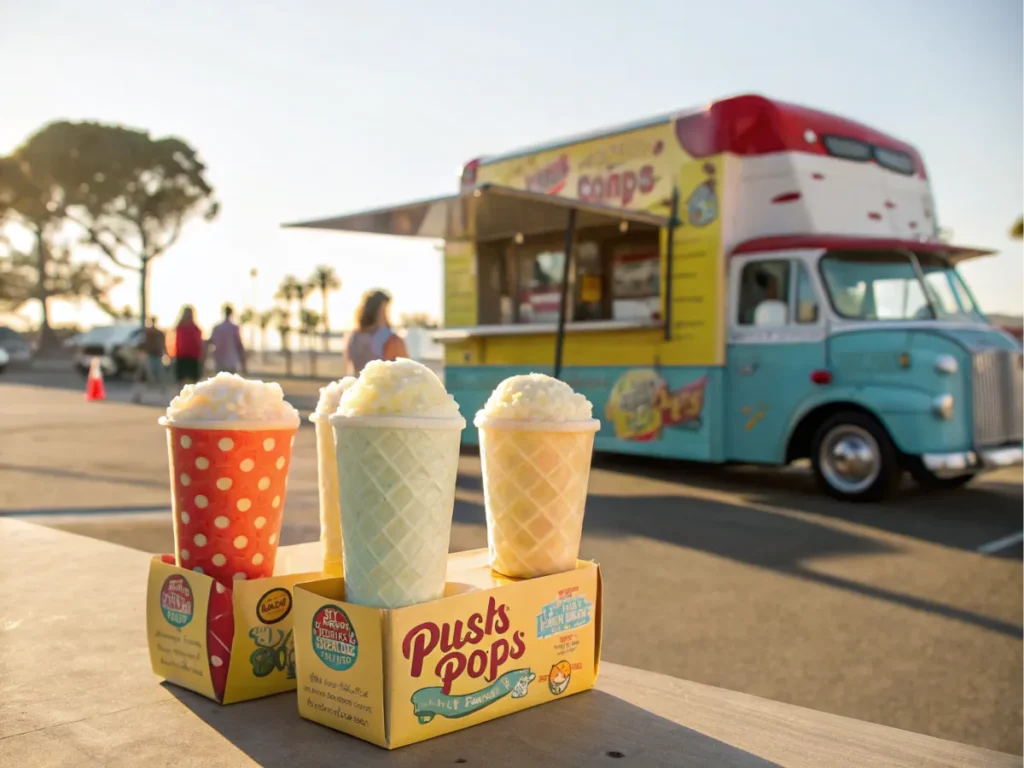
500,224,659,326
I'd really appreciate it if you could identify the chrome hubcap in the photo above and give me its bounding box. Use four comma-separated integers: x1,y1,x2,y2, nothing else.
820,425,881,494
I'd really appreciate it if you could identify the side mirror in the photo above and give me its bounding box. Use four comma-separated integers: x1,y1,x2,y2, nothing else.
798,301,819,324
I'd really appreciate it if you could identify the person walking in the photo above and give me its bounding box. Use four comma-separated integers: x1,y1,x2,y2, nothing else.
209,304,247,375
131,316,168,403
173,306,204,384
346,289,408,376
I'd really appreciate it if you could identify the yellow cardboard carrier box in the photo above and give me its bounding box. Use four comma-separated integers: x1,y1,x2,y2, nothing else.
293,549,603,749
146,547,322,704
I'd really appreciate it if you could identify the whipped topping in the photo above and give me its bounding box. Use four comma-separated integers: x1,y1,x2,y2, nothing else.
336,358,461,419
314,377,357,417
165,372,300,426
475,373,593,424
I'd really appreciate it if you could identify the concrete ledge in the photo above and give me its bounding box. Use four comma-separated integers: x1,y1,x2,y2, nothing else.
0,518,1016,767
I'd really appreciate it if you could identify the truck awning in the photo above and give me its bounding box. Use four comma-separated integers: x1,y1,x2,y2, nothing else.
282,184,670,241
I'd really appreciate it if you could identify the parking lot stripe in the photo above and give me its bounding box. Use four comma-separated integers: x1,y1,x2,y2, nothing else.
2,505,169,518
976,531,1024,555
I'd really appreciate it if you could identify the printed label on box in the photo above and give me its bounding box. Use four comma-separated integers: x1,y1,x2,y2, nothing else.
294,582,389,748
292,557,602,750
536,588,594,639
147,559,216,700
312,604,359,671
385,565,599,747
257,587,292,625
221,572,313,703
147,553,322,705
410,667,537,723
160,574,195,628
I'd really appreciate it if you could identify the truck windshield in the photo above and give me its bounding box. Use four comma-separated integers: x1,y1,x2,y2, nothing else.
819,251,982,322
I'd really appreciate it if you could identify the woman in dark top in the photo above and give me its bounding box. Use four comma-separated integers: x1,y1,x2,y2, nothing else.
345,289,408,376
174,306,204,383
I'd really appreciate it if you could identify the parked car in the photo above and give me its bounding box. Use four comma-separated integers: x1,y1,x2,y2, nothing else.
69,324,144,378
0,347,9,374
0,326,33,364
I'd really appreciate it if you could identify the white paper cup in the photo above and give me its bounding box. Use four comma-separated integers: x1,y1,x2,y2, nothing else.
310,412,343,576
476,416,600,579
330,413,465,608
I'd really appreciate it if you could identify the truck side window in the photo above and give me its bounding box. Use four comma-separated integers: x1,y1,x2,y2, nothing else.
795,262,820,324
738,260,791,326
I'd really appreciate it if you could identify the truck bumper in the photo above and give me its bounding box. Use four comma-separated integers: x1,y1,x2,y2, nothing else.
922,445,1024,478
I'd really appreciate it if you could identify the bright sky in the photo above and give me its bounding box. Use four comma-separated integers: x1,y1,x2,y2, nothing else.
2,0,1021,333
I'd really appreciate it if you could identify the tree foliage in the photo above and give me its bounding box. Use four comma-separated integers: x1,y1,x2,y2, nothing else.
1011,216,1022,240
275,275,302,307
259,308,278,330
0,240,122,317
300,308,321,335
0,153,118,342
0,155,58,224
400,312,439,329
310,265,341,349
311,265,341,294
311,265,341,324
15,121,218,320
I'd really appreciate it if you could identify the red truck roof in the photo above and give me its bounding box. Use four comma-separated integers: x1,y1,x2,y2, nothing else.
463,94,926,182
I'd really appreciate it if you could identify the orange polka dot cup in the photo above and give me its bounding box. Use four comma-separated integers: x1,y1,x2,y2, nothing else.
161,420,297,586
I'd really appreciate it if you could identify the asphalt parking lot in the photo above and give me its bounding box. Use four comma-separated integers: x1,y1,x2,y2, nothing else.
1,368,1021,754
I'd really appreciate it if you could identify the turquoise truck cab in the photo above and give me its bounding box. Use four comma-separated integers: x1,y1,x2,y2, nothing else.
727,235,1022,500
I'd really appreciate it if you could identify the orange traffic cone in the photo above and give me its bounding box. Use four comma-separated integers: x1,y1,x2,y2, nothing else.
85,357,106,402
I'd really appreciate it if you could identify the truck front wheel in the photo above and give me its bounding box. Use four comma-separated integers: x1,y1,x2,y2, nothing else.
811,412,900,502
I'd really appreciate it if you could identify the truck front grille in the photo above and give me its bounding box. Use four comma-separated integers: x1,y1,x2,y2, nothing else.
973,350,1024,446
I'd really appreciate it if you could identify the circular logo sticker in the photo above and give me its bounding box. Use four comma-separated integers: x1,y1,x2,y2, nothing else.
257,588,292,625
160,574,194,628
312,604,358,671
549,660,572,695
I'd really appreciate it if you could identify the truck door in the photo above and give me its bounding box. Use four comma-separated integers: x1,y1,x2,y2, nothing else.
726,254,827,464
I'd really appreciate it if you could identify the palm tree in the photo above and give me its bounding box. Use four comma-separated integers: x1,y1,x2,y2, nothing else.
275,275,301,364
301,308,322,339
275,314,293,377
301,308,322,377
274,275,302,373
239,307,257,350
278,279,310,351
310,265,341,350
258,309,276,358
275,274,301,309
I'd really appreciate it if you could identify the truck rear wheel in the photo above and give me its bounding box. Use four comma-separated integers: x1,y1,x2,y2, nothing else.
811,412,900,502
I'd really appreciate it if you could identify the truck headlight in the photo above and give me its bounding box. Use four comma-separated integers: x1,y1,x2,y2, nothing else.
932,394,954,420
934,355,958,374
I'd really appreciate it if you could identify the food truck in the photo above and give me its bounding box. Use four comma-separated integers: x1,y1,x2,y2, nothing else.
287,94,1023,501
